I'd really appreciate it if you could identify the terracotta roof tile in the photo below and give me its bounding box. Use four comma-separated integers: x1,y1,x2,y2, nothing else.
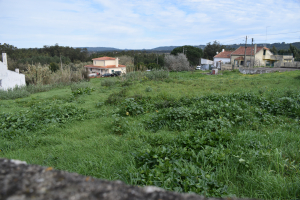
92,57,117,61
231,46,269,56
84,65,126,69
214,51,234,58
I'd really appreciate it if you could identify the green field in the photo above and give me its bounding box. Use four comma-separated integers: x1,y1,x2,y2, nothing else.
1,70,300,199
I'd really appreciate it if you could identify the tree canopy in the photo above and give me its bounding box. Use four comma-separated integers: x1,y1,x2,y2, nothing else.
277,44,300,61
203,41,228,61
171,45,203,66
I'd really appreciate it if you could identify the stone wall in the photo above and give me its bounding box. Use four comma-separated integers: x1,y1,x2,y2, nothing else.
0,158,255,200
275,61,300,68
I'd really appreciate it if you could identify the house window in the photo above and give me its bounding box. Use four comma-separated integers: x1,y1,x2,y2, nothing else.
90,68,92,71
263,50,266,55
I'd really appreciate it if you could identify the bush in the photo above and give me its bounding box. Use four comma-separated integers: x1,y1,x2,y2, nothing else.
0,84,66,100
70,81,95,96
105,89,127,105
145,70,169,80
164,54,190,71
101,79,117,87
119,98,144,116
49,62,59,72
121,70,169,82
0,100,88,139
0,86,30,100
111,114,128,134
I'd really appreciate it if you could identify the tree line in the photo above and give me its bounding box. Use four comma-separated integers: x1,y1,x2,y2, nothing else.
2,42,299,72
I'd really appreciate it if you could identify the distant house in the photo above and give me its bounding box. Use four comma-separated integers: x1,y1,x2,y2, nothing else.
0,53,26,90
84,57,126,75
230,45,294,67
213,49,233,68
200,58,214,70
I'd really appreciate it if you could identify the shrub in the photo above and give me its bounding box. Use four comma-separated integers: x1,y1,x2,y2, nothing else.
111,114,128,134
70,82,95,96
145,86,152,92
101,79,117,87
164,53,190,71
119,98,144,116
121,70,169,82
0,86,30,100
0,100,88,139
105,89,128,105
0,84,67,100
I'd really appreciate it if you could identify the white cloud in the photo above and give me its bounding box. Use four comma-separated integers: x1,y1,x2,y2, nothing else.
0,0,299,48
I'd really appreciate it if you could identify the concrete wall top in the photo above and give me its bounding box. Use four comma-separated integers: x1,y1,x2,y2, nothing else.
0,158,255,200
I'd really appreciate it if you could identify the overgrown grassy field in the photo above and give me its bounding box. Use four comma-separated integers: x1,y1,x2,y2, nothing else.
1,70,300,199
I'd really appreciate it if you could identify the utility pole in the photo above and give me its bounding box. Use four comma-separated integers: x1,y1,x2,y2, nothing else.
251,38,254,68
60,54,63,70
156,53,158,65
266,26,270,47
244,36,247,68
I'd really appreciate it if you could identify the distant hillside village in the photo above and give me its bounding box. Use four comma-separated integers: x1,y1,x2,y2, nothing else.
1,41,300,90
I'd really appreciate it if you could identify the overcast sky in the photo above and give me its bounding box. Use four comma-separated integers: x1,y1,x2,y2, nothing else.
0,0,300,49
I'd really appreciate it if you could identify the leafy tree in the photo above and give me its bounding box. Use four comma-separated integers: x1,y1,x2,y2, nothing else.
49,62,59,72
270,45,277,55
171,45,203,66
203,41,226,60
289,44,300,61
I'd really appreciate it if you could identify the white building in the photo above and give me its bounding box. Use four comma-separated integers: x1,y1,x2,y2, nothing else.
213,49,233,68
200,58,214,70
0,53,26,90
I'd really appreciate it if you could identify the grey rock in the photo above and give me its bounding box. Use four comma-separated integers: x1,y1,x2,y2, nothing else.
0,158,254,200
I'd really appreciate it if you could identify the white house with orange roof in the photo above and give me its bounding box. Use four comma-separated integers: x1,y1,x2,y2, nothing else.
84,57,126,75
213,49,233,68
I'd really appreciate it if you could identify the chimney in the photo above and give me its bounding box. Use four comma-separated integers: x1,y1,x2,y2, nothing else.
216,52,219,55
15,68,19,73
254,44,257,54
2,53,8,70
115,57,119,68
222,49,225,52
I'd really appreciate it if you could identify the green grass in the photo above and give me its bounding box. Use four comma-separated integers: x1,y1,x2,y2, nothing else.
1,70,300,199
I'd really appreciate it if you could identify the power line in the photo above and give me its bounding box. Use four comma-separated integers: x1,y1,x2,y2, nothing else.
249,30,300,37
220,37,245,44
218,30,300,45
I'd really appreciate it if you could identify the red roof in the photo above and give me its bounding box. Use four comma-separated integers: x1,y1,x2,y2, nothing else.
214,51,233,58
231,46,269,56
92,57,117,61
84,65,126,69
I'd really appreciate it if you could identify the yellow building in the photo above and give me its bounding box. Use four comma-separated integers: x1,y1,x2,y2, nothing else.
231,45,294,67
84,57,126,75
